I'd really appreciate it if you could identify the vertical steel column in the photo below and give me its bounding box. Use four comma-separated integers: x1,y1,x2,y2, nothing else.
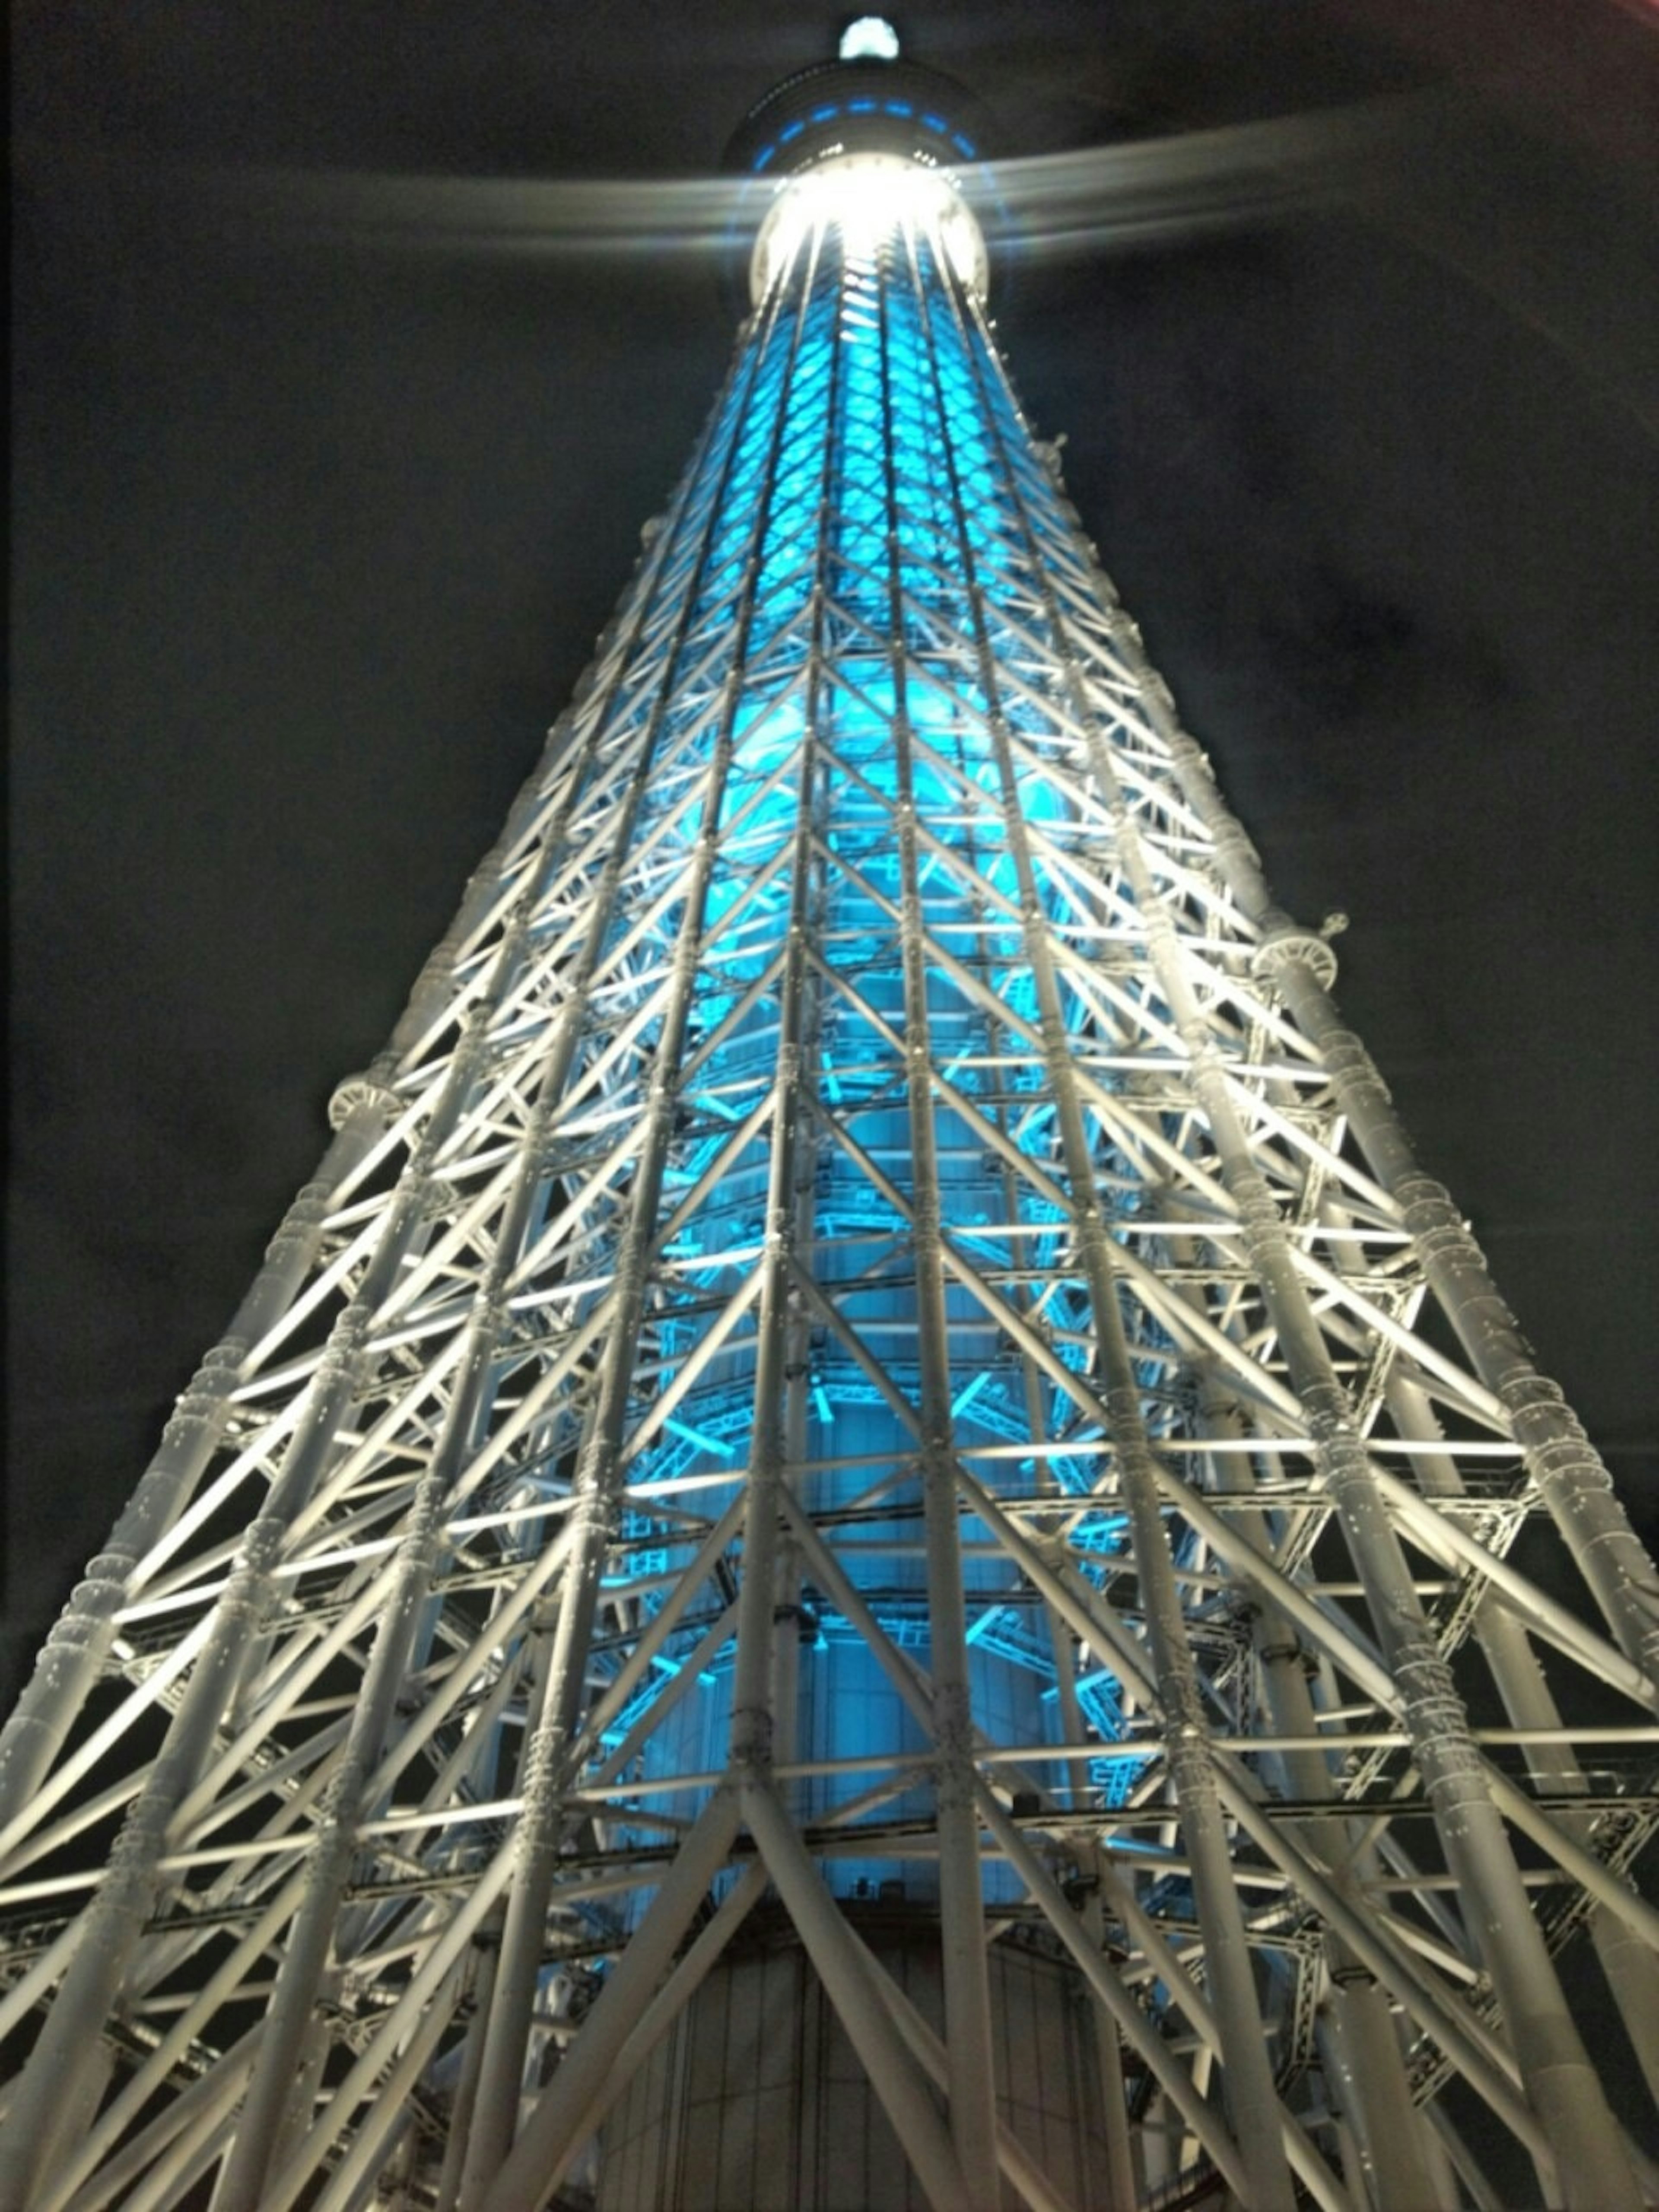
0,987,503,2212
1191,1366,1440,2212
933,658,1090,1790
972,1784,1252,2199
727,204,839,1804
1262,932,1659,1690
917,227,1296,2212
458,225,823,2209
1098,615,1659,1695
0,469,701,1831
211,1023,591,2206
22,411,727,2190
0,1150,346,1839
433,1927,503,2212
1387,1369,1659,2107
1081,1857,1141,2209
9,100,1654,2212
954,272,1643,2210
1096,787,1638,2209
476,1794,744,2212
873,209,1001,2209
766,242,838,1818
960,1463,1557,2171
35,1881,314,2212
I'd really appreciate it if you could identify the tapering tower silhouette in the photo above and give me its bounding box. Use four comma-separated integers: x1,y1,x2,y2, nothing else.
5,26,1659,2212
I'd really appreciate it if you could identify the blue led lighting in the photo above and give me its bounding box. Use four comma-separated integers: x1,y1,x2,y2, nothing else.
750,95,976,174
586,199,1168,1926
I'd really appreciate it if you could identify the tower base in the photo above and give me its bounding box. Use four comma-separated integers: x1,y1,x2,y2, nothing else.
597,1907,1119,2212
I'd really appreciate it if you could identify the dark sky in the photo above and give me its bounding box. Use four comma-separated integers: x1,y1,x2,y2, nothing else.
8,0,1659,1697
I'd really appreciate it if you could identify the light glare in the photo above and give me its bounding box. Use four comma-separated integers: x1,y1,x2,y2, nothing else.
839,17,901,62
751,155,988,306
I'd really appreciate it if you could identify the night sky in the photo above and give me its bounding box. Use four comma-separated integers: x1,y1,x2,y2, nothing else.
9,0,1659,1708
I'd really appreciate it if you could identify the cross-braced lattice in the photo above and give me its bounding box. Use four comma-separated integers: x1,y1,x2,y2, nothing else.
3,76,1658,2212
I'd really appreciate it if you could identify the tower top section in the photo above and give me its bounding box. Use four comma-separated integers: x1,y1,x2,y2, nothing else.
839,17,901,63
723,24,993,307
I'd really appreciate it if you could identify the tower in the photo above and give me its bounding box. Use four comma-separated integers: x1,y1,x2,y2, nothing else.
5,23,1659,2212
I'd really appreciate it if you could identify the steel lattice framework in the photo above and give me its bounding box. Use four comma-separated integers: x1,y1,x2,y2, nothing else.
4,53,1659,2212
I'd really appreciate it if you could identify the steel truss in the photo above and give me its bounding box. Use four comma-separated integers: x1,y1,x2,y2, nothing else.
3,151,1658,2212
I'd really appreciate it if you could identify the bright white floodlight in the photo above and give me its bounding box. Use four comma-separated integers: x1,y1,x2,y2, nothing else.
839,16,901,62
750,156,988,306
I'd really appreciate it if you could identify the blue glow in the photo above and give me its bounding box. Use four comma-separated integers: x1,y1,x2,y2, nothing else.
750,99,976,175
576,191,1182,1927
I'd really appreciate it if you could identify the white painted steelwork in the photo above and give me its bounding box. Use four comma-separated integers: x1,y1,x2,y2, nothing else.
2,80,1657,2212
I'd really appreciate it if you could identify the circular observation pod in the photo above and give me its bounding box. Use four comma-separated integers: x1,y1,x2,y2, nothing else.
722,44,998,309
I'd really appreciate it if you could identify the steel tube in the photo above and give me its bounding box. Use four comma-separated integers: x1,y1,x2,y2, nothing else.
1083,579,1659,1694
877,215,1001,2209
459,220,821,2206
1119,814,1636,2207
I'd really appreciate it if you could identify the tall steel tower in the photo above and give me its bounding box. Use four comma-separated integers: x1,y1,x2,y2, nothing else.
4,28,1658,2212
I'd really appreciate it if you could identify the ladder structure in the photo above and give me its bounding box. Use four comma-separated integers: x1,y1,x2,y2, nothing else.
4,32,1658,2212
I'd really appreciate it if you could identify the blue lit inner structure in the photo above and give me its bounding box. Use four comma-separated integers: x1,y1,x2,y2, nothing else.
531,165,1185,1917
8,60,1645,2212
